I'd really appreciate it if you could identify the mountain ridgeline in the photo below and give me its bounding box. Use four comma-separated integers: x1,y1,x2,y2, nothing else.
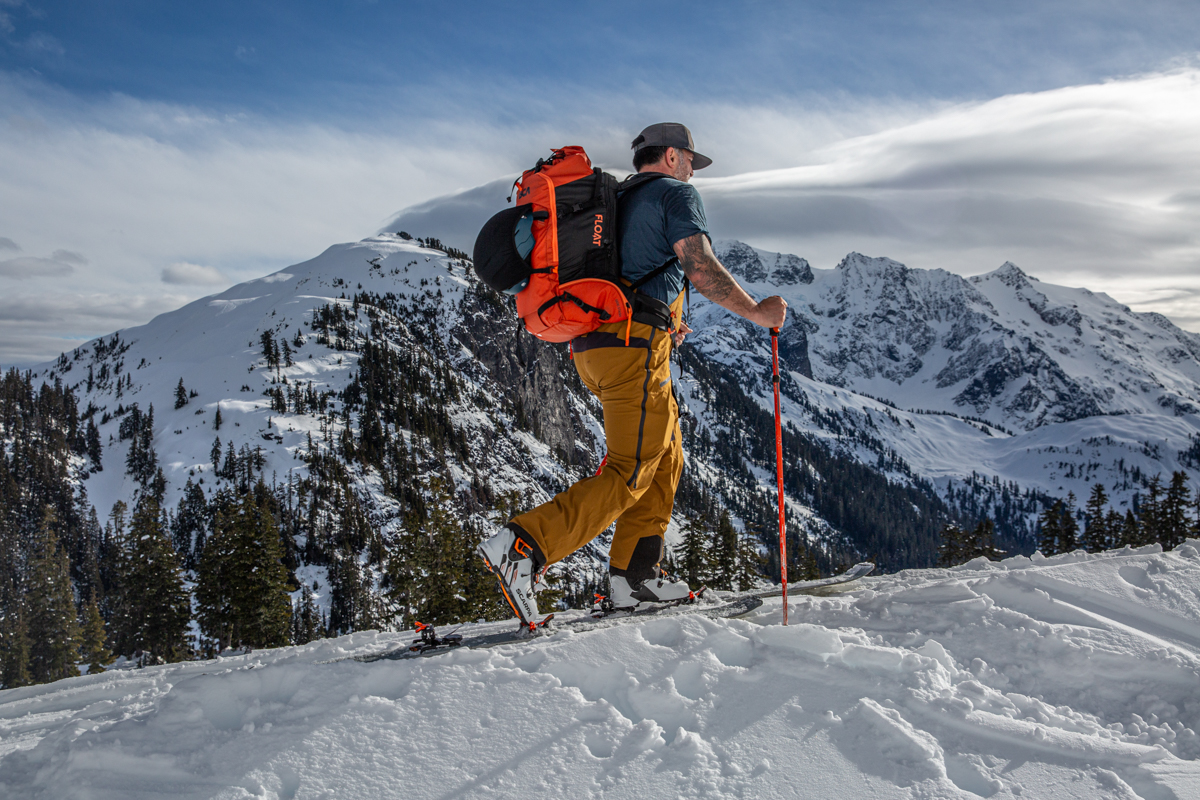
3,232,1199,686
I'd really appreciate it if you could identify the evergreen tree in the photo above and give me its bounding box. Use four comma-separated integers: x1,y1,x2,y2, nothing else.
211,436,222,473
196,485,293,651
536,565,566,612
124,404,159,487
1138,476,1164,546
62,497,104,619
1161,471,1192,549
1039,496,1079,556
149,466,167,505
966,519,1002,561
1060,493,1079,553
1119,509,1140,547
1,504,31,688
708,510,739,591
111,495,191,663
25,509,81,684
1105,509,1124,548
222,440,237,481
939,519,1000,565
80,591,113,674
174,378,188,409
677,512,714,588
731,518,766,590
938,522,970,566
792,542,821,582
0,602,31,689
214,404,223,431
291,584,322,645
171,477,208,569
1082,483,1111,553
329,547,373,633
1037,501,1063,556
385,477,505,628
1193,491,1200,540
86,417,102,471
99,501,128,614
260,330,278,368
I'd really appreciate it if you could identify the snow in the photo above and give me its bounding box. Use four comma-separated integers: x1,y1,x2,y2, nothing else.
5,545,1200,798
692,242,1200,525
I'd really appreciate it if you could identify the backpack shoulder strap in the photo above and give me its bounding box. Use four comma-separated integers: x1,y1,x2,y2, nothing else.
617,171,671,197
627,259,678,290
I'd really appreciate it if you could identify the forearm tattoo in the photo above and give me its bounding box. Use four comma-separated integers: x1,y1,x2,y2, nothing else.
679,235,737,302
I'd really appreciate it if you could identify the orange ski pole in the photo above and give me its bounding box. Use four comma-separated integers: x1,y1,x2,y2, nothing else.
771,328,787,625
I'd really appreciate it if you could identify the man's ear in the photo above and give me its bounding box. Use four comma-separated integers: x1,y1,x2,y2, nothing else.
664,147,678,168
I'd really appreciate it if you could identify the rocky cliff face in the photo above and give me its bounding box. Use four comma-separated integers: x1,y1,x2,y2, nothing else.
704,244,1200,432
28,233,1200,590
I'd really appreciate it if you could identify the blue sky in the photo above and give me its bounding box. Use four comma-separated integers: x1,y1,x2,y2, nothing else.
6,1,1198,129
2,1,1200,363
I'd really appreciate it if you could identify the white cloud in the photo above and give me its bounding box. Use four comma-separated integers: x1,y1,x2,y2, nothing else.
0,290,191,366
0,0,18,34
388,70,1200,332
4,65,1200,366
22,32,63,56
49,248,86,265
694,69,1200,299
161,261,228,285
0,254,74,278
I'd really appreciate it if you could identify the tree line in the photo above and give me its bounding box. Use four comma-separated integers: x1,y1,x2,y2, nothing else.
937,471,1199,567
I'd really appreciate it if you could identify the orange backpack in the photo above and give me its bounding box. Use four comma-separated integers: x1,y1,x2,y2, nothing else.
473,147,671,343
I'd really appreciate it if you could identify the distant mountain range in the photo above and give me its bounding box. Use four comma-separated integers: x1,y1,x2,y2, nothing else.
25,230,1200,596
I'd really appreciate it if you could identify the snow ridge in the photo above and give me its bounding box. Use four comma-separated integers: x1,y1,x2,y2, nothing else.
4,543,1200,798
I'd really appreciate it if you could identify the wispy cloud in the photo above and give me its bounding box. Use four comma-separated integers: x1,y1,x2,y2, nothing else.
0,237,19,252
0,0,20,36
161,261,228,285
386,69,1200,333
0,291,191,366
687,70,1200,326
4,65,1200,366
49,248,86,265
0,253,78,278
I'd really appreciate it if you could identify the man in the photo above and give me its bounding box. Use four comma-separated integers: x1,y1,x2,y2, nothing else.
478,123,788,624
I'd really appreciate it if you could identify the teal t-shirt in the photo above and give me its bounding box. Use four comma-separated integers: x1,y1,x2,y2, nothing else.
619,177,709,304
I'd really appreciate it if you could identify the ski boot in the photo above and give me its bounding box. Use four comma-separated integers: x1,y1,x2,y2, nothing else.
477,524,544,630
606,572,696,613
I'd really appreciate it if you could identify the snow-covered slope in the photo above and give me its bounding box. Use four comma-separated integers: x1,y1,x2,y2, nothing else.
4,544,1200,798
27,232,1200,571
36,234,593,539
695,242,1200,517
710,243,1200,431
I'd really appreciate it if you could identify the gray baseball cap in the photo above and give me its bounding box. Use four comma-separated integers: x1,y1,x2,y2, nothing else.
631,122,713,170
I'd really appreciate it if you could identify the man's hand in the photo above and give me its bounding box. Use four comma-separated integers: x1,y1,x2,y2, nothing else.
672,318,693,347
751,295,788,330
673,233,789,330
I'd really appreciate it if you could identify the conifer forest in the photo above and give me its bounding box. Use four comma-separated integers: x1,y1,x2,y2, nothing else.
2,239,1199,692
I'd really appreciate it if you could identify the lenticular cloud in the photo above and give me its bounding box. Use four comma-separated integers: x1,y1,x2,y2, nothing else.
696,69,1200,329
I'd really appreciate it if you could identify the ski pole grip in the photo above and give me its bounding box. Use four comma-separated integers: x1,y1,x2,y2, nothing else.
770,327,779,337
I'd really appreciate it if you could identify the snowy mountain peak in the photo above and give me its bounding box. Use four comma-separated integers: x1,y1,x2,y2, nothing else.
712,240,813,286
693,244,1200,434
976,261,1035,289
835,251,911,284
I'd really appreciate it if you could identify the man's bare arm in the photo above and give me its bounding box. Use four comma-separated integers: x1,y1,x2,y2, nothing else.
674,233,787,329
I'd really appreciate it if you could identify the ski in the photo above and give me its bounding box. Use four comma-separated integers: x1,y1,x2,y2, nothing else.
346,594,764,663
748,561,874,599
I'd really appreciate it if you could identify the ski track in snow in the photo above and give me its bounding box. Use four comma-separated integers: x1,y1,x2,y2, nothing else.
4,545,1200,799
